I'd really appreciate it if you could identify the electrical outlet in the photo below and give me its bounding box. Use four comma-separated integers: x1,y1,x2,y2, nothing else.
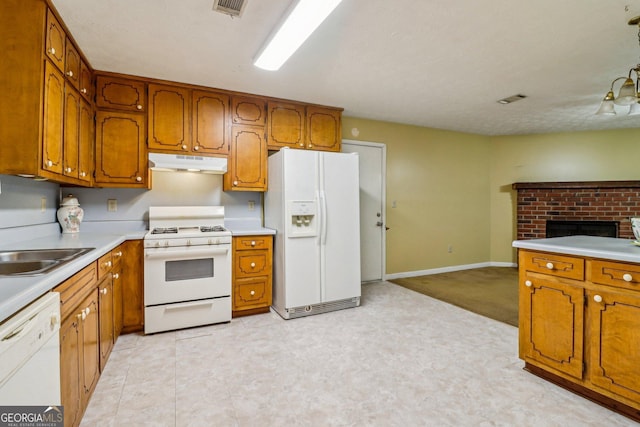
107,199,117,212
448,245,453,253
40,197,46,212
392,200,397,208
248,200,255,211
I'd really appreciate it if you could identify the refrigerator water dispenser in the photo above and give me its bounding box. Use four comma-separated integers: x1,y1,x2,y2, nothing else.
288,200,317,237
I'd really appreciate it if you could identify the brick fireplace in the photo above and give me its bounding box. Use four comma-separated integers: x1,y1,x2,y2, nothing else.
512,181,640,240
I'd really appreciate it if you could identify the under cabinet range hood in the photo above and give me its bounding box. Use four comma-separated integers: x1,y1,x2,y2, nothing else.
148,153,227,174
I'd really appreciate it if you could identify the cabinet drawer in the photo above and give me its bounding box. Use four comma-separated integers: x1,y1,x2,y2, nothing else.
234,236,272,251
234,251,270,278
233,277,270,311
590,260,640,292
520,250,584,281
54,262,97,321
111,245,124,268
97,252,113,280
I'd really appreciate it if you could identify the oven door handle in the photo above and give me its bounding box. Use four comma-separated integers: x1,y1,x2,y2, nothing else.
144,247,229,259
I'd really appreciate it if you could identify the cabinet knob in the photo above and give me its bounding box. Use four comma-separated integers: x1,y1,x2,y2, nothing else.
80,171,86,177
251,240,256,246
48,47,56,55
65,167,72,173
194,145,199,151
136,176,142,182
233,180,238,186
115,251,123,257
113,273,119,280
66,70,74,77
250,262,256,268
524,280,532,287
308,144,313,148
182,145,187,150
594,295,603,303
623,273,633,282
299,143,304,147
545,262,554,270
46,160,53,167
250,290,255,296
81,88,87,94
136,105,143,110
105,260,112,268
101,288,108,295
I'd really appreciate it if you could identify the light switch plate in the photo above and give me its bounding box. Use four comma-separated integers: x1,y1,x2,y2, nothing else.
107,199,117,212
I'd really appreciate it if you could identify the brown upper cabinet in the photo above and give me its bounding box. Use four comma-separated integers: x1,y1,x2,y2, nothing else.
231,96,266,127
45,9,65,71
79,61,92,101
148,84,229,156
224,125,267,191
96,75,146,112
0,1,94,186
267,102,342,152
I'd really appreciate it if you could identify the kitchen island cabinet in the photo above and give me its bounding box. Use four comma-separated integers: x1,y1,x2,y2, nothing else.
514,236,640,421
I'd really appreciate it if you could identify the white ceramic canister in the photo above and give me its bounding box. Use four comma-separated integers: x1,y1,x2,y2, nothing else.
57,194,84,233
631,217,640,242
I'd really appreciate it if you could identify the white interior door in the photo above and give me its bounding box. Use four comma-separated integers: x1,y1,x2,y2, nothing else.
342,140,386,282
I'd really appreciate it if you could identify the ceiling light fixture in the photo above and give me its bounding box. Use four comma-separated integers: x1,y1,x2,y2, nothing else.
596,16,640,115
253,0,343,71
497,94,527,105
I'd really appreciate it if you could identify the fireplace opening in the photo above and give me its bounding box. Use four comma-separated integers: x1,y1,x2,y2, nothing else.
546,220,619,238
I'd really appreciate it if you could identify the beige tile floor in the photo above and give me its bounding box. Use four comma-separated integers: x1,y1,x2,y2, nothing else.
81,282,636,426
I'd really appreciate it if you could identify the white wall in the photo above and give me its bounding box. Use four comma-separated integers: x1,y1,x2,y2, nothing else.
0,175,59,229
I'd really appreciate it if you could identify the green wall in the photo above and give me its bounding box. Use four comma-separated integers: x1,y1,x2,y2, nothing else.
343,116,640,275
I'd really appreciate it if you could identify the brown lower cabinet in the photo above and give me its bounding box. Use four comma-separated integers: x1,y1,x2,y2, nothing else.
519,249,640,421
56,240,142,427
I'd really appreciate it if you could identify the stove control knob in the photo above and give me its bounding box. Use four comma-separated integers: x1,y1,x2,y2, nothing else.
164,241,169,247
208,239,213,245
155,242,160,248
187,240,191,246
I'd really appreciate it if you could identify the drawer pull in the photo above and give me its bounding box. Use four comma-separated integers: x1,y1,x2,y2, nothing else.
114,251,123,257
48,47,56,55
136,104,143,110
113,273,119,280
101,288,108,295
545,262,554,270
250,290,255,296
623,273,633,282
524,280,532,287
594,295,603,303
250,262,256,268
251,241,256,246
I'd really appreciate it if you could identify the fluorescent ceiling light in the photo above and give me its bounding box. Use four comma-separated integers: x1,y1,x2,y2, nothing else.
253,0,343,71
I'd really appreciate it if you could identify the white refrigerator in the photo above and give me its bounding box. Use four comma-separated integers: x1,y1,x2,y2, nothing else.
265,148,361,319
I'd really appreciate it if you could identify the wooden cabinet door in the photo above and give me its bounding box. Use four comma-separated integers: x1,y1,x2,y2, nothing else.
45,9,65,71
98,275,114,372
122,240,144,333
79,61,92,102
519,275,584,379
80,290,99,408
231,96,266,126
42,61,65,175
192,89,229,155
64,40,81,90
95,110,148,187
224,125,267,191
306,106,341,152
60,314,82,427
589,288,640,402
267,101,305,150
78,100,93,184
63,85,80,179
148,84,190,152
95,76,146,112
112,263,123,339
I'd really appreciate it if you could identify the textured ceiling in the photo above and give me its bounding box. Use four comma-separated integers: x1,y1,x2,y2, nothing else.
52,0,640,136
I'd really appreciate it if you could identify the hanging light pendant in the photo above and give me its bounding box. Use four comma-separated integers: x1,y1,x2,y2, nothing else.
596,16,640,114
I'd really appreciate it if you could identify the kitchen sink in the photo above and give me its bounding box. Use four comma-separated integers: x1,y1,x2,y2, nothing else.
0,248,94,276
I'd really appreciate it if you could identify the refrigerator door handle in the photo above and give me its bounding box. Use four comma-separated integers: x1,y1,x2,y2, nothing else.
319,190,328,245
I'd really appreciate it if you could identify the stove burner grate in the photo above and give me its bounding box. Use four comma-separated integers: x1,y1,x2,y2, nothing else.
200,225,227,233
151,227,178,234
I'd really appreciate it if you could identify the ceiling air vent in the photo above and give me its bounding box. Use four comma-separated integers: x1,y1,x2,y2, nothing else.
497,94,527,105
212,0,247,18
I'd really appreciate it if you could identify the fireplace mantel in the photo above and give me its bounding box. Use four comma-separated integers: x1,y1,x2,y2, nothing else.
513,181,640,190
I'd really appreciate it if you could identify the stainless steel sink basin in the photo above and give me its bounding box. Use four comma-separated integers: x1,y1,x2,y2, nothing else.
0,248,94,276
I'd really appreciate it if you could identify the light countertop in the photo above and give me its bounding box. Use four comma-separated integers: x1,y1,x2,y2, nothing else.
225,218,275,236
512,235,640,263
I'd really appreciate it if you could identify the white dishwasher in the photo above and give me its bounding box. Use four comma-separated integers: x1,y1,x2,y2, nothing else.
0,292,61,405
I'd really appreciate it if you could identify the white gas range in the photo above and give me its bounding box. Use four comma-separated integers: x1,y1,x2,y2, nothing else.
143,206,232,334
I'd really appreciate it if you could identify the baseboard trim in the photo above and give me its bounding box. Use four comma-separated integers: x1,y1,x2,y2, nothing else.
384,262,516,281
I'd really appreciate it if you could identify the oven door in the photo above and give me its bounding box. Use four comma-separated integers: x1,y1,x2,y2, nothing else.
144,245,231,306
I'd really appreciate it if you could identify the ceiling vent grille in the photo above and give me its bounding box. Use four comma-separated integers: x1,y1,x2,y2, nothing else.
212,0,247,18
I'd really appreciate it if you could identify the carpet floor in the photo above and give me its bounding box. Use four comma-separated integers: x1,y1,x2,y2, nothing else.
390,267,519,326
